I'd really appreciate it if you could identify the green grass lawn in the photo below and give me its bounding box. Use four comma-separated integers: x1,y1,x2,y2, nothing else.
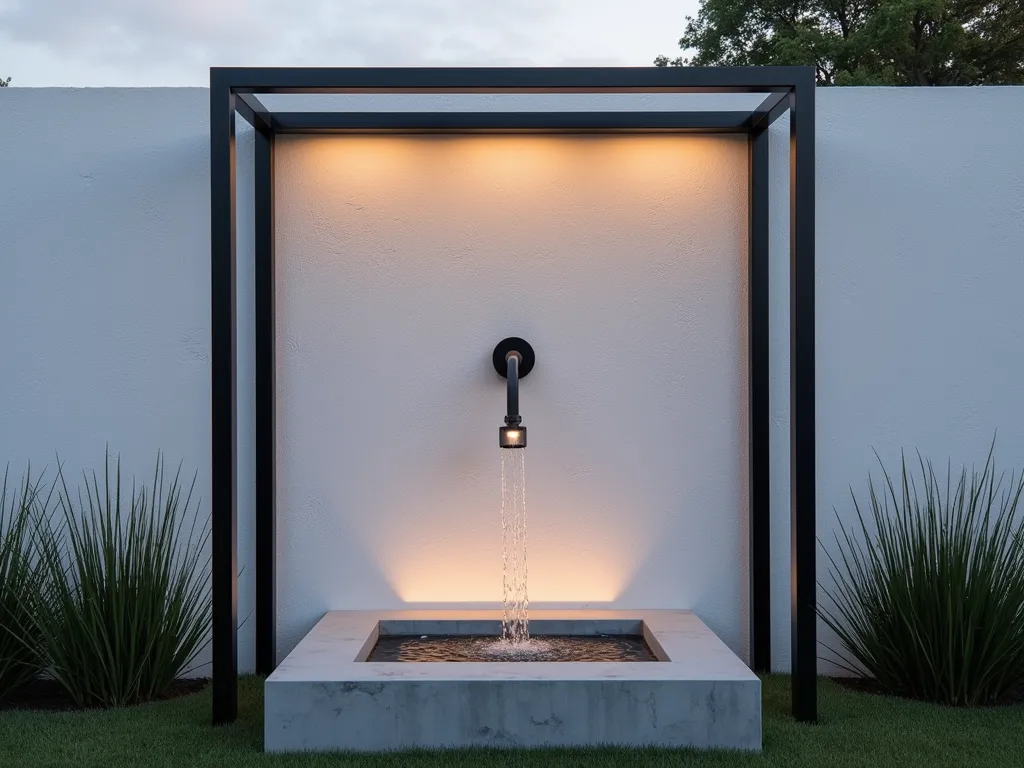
1,675,1022,768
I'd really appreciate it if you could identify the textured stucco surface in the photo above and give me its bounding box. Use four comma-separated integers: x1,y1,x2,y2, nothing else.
1,87,1023,674
0,88,258,674
273,132,751,658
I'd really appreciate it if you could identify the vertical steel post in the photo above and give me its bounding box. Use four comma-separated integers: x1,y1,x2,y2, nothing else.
254,124,277,676
210,77,239,724
748,125,772,674
790,74,817,723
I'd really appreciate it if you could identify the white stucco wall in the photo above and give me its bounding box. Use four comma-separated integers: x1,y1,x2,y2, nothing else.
0,89,257,673
1,86,1022,674
274,132,750,657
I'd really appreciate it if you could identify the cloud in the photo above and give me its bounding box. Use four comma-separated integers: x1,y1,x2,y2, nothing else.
0,0,551,73
0,0,697,85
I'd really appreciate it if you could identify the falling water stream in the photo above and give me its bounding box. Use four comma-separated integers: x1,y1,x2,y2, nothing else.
365,442,657,662
363,337,661,663
500,447,529,643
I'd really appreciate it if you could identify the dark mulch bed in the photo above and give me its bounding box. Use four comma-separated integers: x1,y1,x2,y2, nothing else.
833,676,1024,707
0,678,209,712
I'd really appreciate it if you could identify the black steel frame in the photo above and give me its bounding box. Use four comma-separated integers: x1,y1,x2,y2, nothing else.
210,66,816,726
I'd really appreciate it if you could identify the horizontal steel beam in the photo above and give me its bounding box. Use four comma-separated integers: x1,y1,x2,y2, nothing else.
749,91,791,130
269,111,755,134
235,92,272,134
213,66,801,94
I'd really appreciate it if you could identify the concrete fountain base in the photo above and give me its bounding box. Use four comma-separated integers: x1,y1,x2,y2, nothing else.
264,609,760,753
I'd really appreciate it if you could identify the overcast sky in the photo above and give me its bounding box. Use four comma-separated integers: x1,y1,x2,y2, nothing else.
0,0,700,86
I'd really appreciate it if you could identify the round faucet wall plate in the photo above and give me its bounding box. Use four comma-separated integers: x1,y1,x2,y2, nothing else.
492,337,535,378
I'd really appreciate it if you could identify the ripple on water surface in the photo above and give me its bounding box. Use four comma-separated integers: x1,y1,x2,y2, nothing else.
367,635,657,662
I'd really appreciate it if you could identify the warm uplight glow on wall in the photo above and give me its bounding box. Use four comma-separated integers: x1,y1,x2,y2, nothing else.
275,128,748,652
380,498,643,605
389,542,627,604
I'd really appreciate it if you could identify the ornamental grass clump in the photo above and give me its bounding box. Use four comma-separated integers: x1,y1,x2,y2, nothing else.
34,453,210,708
821,444,1024,706
0,468,50,695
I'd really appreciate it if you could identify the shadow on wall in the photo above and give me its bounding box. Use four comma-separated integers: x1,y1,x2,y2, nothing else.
275,505,403,660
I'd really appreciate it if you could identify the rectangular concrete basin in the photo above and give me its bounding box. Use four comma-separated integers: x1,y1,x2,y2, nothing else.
264,609,761,753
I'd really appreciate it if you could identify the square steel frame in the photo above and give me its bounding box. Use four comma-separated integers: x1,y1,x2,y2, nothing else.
209,65,816,726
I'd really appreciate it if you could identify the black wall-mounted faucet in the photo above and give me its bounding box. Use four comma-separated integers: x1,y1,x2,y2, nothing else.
492,337,534,449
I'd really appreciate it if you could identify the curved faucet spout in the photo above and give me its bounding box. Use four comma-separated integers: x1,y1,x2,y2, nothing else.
493,337,533,449
505,352,521,427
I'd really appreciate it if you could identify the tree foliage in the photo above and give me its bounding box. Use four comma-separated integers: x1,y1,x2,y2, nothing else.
655,1,1024,85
